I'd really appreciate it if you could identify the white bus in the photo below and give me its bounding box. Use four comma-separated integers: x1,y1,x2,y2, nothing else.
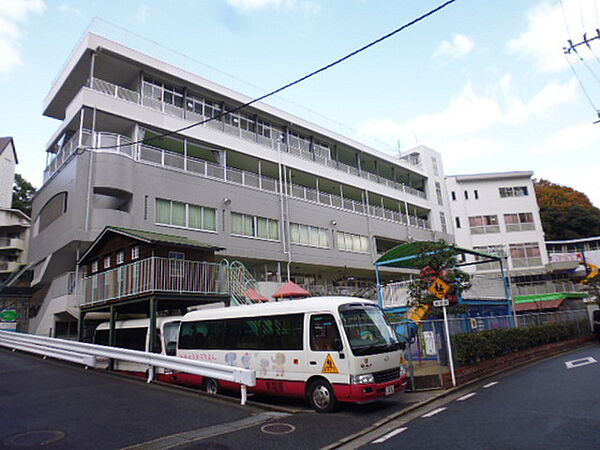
94,316,182,382
177,297,408,412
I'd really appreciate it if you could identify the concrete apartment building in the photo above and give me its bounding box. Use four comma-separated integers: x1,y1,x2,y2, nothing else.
0,137,30,282
28,32,452,336
445,171,549,276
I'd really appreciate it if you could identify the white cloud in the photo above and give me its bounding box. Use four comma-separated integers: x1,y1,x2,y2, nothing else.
226,0,321,15
532,122,600,155
357,75,579,147
58,3,82,17
508,0,599,73
135,3,150,23
433,34,474,60
0,0,45,76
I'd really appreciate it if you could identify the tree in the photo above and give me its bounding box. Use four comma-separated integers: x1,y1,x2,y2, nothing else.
406,241,471,309
11,174,36,217
534,179,600,240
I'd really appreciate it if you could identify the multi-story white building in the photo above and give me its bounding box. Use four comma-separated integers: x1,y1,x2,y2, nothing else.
28,32,452,336
0,137,30,282
446,171,549,275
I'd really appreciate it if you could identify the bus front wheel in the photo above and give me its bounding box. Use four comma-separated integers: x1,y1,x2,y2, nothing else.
205,378,221,395
307,379,336,413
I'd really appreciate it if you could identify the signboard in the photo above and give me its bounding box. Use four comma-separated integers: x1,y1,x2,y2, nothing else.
0,309,19,332
428,278,450,299
433,299,449,307
422,331,437,356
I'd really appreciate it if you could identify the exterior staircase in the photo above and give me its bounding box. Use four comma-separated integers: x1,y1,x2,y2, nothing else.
226,260,262,305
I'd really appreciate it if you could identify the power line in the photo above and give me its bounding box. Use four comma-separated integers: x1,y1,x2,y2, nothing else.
85,0,458,151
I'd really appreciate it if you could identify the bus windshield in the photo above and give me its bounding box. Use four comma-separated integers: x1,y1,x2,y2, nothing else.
339,303,399,356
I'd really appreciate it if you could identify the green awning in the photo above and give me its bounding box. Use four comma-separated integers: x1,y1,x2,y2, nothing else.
375,241,500,269
514,292,588,304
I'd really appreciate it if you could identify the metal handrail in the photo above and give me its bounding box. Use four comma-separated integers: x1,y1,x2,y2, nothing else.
0,330,256,405
87,76,427,198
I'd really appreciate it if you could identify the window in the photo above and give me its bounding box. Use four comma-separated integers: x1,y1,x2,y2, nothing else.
435,182,443,206
336,231,369,253
168,251,185,278
469,215,500,234
455,217,461,229
474,190,479,200
464,190,468,200
290,223,329,248
510,242,542,267
116,250,125,265
473,245,505,271
431,157,439,176
178,314,304,350
440,212,447,233
499,186,529,198
231,212,279,240
103,256,111,269
156,198,217,232
91,260,99,273
131,246,140,260
310,314,342,351
504,212,535,232
451,191,456,201
142,75,183,108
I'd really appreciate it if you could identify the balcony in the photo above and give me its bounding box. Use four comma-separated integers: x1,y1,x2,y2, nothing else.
81,257,229,307
0,261,21,273
45,130,432,231
85,77,427,199
0,237,25,251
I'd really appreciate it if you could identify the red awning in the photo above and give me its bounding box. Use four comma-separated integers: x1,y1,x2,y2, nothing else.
246,288,269,302
272,281,311,299
515,299,565,312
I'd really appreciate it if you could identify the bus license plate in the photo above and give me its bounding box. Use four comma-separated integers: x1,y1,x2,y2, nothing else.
385,385,395,396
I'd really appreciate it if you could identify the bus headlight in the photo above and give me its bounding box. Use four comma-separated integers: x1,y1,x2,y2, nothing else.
399,365,407,377
351,374,375,385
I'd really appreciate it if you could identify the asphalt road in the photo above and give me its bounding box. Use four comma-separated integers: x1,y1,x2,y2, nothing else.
356,343,600,449
0,348,426,449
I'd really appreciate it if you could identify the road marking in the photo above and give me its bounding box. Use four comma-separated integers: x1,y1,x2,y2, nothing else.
456,392,476,402
372,427,407,444
565,357,597,369
483,381,499,388
421,407,447,418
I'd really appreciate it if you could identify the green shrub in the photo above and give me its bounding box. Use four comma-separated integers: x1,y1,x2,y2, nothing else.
452,321,583,367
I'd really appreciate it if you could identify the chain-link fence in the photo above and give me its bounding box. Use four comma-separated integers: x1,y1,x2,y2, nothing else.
391,308,591,390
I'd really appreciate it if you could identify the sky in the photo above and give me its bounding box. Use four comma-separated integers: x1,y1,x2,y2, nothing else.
1,0,600,207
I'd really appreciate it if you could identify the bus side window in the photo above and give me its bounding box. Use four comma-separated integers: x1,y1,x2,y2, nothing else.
310,314,341,351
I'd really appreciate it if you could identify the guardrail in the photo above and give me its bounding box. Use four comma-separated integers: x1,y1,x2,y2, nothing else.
0,331,256,405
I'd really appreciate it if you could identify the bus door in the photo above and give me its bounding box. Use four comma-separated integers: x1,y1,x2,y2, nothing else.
307,313,349,385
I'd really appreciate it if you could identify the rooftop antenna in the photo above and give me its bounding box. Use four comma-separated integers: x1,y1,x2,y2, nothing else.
397,140,402,158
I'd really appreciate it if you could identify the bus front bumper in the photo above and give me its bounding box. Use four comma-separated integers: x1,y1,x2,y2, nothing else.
335,375,409,403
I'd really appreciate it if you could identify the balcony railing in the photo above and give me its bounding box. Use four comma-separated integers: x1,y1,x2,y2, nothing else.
0,238,25,251
81,257,229,306
86,77,427,199
45,127,431,230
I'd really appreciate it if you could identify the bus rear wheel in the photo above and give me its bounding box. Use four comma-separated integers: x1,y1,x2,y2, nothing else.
307,379,336,413
205,378,221,395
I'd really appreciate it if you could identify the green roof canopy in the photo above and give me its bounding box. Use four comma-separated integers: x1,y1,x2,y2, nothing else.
375,241,501,269
514,292,588,304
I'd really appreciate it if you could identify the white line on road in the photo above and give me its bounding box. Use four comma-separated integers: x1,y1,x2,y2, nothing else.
565,357,597,369
422,407,447,418
372,427,407,444
483,381,499,388
456,392,476,402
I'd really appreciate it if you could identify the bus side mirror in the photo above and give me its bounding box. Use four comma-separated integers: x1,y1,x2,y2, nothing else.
166,341,177,356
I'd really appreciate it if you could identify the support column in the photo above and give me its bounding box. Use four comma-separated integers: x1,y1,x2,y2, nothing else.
148,297,157,353
78,310,86,342
108,305,117,371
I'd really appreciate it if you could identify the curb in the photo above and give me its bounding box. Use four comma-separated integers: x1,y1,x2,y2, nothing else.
323,339,596,449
